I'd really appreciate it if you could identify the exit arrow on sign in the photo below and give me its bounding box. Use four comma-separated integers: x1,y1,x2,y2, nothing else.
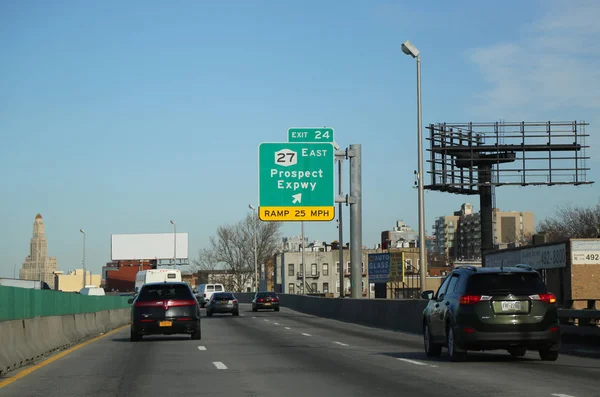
292,193,302,204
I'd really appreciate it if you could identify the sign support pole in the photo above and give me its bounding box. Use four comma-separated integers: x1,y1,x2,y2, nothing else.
349,144,362,299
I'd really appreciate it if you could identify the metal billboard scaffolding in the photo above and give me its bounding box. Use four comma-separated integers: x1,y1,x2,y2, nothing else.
425,121,593,257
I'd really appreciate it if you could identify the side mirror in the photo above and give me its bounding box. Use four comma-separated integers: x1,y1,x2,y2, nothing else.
420,290,434,300
127,298,134,304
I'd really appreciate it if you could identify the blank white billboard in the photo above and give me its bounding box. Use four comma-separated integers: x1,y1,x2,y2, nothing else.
111,233,189,261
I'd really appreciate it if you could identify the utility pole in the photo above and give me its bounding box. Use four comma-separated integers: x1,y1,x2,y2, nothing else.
80,229,86,288
402,40,427,294
170,220,177,268
248,204,259,292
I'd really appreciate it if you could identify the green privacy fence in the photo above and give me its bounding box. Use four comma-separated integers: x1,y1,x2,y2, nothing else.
0,286,131,321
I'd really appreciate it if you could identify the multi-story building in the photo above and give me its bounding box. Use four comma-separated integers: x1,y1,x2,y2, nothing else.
432,213,460,260
381,220,419,249
53,269,101,292
20,214,59,289
435,202,535,261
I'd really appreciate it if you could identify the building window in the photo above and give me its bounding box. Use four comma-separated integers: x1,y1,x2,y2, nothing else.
288,264,294,276
345,261,350,274
311,263,318,276
323,282,329,294
336,262,340,274
336,280,340,293
311,282,317,292
322,263,329,276
288,283,295,294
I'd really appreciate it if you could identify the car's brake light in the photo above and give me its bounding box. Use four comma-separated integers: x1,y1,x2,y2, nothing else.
272,297,279,302
204,293,206,297
134,301,162,308
178,317,192,321
459,295,492,305
529,293,557,304
232,299,238,303
257,298,264,302
168,300,198,307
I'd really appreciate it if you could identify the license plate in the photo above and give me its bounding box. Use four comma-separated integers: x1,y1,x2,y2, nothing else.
159,321,172,327
264,303,271,306
501,301,521,311
219,301,227,305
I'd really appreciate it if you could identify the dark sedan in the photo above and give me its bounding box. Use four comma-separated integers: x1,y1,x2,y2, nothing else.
129,282,201,341
206,292,239,316
252,292,280,312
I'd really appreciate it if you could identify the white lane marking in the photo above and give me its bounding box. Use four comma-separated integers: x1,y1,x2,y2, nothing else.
333,341,349,346
264,319,269,322
213,362,228,370
273,322,280,325
240,314,245,317
301,333,312,337
285,327,291,330
197,346,206,351
552,394,577,397
252,316,257,319
397,358,438,368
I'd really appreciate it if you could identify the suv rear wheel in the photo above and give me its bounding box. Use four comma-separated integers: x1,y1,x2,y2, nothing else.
423,323,442,357
539,349,559,361
447,326,467,362
508,347,527,357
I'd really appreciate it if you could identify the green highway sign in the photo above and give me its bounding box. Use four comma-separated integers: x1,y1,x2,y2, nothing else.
258,142,335,221
288,127,334,143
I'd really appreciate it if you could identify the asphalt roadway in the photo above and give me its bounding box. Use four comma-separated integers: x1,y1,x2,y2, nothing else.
0,304,599,397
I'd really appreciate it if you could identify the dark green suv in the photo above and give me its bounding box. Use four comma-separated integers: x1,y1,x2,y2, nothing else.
421,265,561,362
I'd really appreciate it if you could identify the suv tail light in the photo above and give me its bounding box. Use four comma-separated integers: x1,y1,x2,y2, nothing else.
257,298,264,302
529,293,556,304
134,299,197,308
272,297,279,302
459,295,493,305
233,299,238,303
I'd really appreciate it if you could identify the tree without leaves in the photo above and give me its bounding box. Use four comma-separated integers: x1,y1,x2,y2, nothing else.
537,201,600,242
193,214,282,292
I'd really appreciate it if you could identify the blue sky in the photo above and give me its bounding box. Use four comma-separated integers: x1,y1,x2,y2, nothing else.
1,0,599,277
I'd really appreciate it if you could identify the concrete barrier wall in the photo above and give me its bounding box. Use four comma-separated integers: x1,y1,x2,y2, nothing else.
278,294,428,334
0,308,130,376
238,292,599,344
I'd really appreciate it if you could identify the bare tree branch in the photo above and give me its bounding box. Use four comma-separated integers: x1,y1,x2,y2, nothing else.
197,214,282,292
538,200,600,242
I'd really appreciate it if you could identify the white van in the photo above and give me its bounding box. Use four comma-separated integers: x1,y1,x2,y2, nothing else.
134,269,182,293
196,283,224,307
80,286,106,296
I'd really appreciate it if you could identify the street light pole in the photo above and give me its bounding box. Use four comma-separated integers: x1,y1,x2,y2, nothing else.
79,229,86,288
170,220,177,268
402,39,427,294
248,204,259,292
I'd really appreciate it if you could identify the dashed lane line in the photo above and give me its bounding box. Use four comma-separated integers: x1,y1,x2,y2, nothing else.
397,358,438,368
213,362,228,370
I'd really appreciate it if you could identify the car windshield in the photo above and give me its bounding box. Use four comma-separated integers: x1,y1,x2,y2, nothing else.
212,293,234,301
466,273,547,295
137,284,192,301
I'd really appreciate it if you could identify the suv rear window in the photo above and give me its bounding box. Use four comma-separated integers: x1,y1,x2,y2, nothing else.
138,284,192,301
215,285,223,291
466,273,547,295
212,293,234,300
257,292,277,298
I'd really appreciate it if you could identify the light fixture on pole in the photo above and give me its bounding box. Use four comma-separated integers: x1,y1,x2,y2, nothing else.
79,229,86,288
401,39,427,294
248,204,258,292
170,220,177,268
